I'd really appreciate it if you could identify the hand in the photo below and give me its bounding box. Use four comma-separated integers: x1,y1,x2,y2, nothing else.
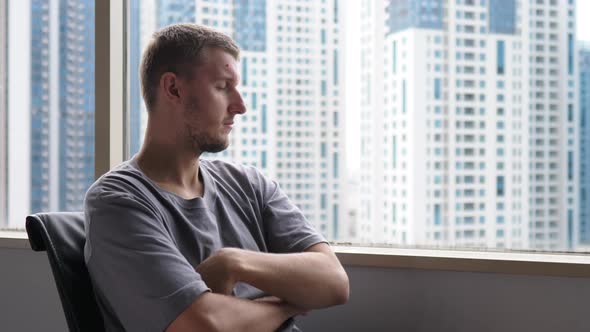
196,248,241,295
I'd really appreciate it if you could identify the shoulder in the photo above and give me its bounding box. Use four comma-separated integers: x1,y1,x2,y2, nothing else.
201,159,279,203
85,159,152,205
84,161,164,236
201,159,268,185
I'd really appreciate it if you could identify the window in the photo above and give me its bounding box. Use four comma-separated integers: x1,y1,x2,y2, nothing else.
1,0,587,256
434,78,441,99
1,0,95,229
392,41,397,73
496,40,505,75
497,176,505,196
434,204,441,225
568,33,574,75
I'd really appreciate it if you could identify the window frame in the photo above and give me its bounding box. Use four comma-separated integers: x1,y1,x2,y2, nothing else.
1,0,590,279
95,0,126,177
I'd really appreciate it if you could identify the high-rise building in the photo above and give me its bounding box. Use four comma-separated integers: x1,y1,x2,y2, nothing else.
129,0,142,155
132,0,348,241
359,0,577,251
524,0,578,251
580,42,590,245
4,0,95,227
0,0,7,227
57,0,95,212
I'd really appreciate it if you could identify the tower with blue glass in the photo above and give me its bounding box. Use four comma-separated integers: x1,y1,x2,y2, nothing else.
58,0,95,211
580,43,590,244
129,0,141,155
30,0,95,213
30,0,52,213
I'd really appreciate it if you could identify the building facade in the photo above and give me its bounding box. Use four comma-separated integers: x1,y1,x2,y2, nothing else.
3,0,95,227
0,0,7,227
360,0,577,251
580,42,590,244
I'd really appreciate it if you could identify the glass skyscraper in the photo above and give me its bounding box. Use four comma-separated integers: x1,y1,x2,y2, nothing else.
57,0,95,212
580,42,590,244
2,0,95,227
0,0,7,227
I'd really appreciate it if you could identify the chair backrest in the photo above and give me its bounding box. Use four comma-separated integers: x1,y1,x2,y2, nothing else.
26,212,104,332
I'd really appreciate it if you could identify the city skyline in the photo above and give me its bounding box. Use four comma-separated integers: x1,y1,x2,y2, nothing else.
2,0,350,243
1,0,590,253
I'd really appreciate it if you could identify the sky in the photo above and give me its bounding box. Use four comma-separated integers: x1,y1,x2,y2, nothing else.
344,0,590,175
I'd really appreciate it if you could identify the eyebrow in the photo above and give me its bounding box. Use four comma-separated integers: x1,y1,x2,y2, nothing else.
215,75,240,85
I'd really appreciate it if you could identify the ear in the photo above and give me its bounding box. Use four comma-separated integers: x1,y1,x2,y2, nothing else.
159,72,182,105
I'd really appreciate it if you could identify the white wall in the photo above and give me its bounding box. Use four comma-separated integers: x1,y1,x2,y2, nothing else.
1,247,589,331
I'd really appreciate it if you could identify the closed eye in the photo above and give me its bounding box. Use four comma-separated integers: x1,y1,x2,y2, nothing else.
216,78,239,91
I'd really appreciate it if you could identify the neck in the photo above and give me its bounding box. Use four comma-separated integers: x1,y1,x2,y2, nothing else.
136,134,203,198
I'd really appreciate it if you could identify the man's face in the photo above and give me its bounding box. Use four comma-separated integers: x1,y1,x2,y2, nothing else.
180,48,246,154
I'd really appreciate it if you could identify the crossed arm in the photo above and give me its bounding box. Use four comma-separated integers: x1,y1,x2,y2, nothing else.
166,243,349,332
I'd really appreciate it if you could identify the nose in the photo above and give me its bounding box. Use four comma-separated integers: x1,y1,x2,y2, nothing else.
229,89,247,114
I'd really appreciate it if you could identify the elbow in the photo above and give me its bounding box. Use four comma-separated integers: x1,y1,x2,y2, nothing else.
203,316,225,332
192,312,228,332
334,268,350,305
325,266,349,306
167,303,224,332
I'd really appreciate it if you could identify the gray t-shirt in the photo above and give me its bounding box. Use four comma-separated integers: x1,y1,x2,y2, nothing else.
84,157,326,332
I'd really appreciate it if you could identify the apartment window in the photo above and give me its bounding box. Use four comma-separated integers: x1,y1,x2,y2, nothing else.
497,176,505,196
392,136,397,167
568,33,574,75
568,151,574,181
261,105,267,133
392,41,397,73
333,153,339,178
402,79,406,113
333,204,339,239
434,78,442,99
434,204,441,225
242,58,248,86
497,40,505,75
333,50,339,84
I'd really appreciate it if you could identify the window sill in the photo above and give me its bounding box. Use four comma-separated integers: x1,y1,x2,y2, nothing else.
0,231,30,249
2,234,589,278
333,245,590,278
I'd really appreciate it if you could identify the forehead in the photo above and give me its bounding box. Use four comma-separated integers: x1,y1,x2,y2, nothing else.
198,48,240,81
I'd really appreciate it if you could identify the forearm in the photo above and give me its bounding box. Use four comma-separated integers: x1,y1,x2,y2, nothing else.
234,249,349,309
168,292,299,332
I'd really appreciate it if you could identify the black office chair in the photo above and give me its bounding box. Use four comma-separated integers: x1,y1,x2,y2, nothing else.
26,212,105,332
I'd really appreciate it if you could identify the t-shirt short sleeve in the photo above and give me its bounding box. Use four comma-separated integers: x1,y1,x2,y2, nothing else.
84,189,210,332
257,171,328,253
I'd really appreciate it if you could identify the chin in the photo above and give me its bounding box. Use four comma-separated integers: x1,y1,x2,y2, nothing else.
202,141,229,153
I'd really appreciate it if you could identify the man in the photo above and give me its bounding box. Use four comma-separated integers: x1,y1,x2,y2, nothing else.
84,23,349,332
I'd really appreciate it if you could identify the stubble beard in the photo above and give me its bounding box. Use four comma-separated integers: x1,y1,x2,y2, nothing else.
183,97,229,154
189,128,229,154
